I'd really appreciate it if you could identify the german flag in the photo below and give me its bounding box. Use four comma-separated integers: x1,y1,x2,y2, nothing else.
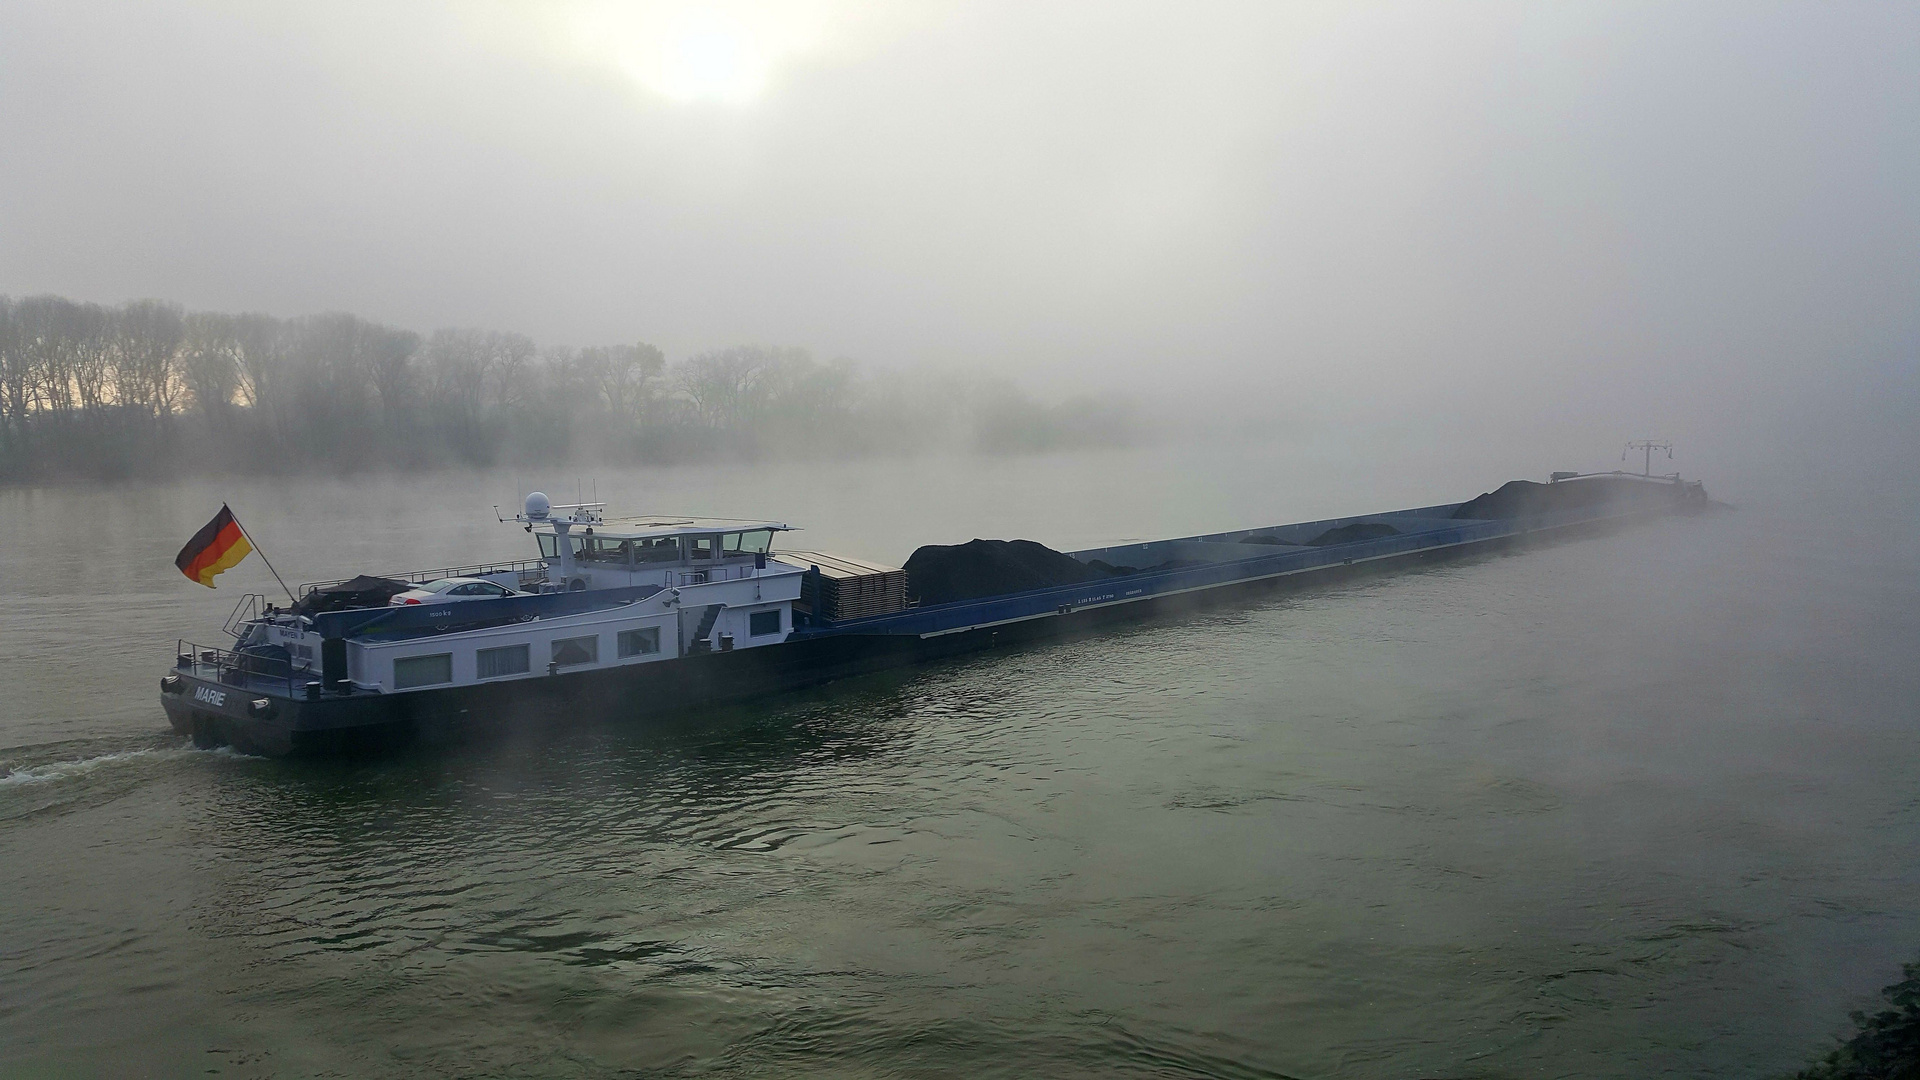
175,504,253,588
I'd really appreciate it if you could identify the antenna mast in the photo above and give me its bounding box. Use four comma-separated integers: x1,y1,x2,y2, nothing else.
1623,439,1673,478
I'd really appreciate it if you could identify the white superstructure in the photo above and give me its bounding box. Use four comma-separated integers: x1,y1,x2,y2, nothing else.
232,492,808,696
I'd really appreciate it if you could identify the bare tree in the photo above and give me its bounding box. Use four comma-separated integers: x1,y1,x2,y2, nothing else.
677,346,773,429
361,322,421,424
112,299,186,422
486,331,536,413
15,295,102,422
180,311,242,423
578,342,664,419
231,312,284,423
422,327,490,424
0,297,21,455
0,291,1138,479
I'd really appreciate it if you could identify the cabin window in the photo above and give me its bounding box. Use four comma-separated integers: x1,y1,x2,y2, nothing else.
582,537,631,564
476,643,530,679
724,530,775,555
393,653,452,689
749,609,782,637
687,535,717,560
551,636,598,667
617,627,661,657
634,537,680,563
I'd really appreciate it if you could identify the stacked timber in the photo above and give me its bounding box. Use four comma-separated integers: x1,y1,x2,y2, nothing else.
776,551,910,621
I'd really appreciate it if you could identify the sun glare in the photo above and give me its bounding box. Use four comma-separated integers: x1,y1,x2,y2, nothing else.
561,2,833,106
526,2,946,108
656,26,764,102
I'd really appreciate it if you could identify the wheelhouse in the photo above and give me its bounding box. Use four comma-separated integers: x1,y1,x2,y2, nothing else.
528,516,793,593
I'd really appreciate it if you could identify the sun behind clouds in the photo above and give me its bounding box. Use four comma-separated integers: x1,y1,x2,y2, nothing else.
545,0,936,105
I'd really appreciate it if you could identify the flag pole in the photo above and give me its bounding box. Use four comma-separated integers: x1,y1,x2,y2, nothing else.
232,513,297,606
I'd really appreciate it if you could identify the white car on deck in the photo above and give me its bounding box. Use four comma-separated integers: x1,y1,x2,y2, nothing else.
388,577,521,605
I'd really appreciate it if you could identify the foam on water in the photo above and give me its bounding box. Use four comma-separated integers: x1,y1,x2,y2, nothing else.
0,747,171,787
0,739,259,789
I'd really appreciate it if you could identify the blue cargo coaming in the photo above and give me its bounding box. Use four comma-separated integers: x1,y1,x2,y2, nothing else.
309,583,665,639
796,499,1658,640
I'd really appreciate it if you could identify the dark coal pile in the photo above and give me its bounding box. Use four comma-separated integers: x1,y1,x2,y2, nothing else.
905,539,1103,605
1239,534,1298,546
1451,477,1682,520
1086,557,1207,577
1306,522,1401,547
291,575,410,616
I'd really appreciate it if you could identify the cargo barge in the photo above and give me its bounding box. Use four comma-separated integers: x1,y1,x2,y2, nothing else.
160,472,1710,756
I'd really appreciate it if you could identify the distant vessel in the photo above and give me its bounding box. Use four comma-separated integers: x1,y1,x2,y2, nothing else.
160,472,1710,756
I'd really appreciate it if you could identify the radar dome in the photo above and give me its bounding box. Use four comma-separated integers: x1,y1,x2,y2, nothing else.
523,492,551,520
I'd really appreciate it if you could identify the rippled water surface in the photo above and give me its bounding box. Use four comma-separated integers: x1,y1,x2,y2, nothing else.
3,450,1918,1077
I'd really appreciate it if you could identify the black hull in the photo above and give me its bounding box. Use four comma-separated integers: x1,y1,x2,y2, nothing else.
162,503,1698,757
162,634,924,758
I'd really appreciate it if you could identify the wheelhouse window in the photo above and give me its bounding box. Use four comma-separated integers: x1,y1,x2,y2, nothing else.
551,636,598,667
617,627,661,657
394,653,452,689
476,644,529,679
581,537,631,564
723,530,775,556
749,609,782,637
634,537,680,564
538,534,589,560
686,535,717,560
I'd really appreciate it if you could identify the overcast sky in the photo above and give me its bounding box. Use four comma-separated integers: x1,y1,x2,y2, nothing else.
2,1,1915,457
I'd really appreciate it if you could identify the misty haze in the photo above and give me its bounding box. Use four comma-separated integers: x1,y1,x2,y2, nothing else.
2,2,1917,1078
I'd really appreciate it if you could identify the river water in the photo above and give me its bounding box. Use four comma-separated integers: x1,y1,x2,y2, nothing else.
2,447,1917,1077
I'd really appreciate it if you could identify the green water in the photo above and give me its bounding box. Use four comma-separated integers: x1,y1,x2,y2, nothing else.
3,450,1917,1077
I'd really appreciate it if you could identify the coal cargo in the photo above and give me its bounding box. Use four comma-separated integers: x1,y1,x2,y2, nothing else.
1451,476,1695,520
1305,522,1401,546
904,539,1103,606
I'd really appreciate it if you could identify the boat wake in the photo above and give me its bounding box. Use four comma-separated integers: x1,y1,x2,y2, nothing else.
0,747,176,787
0,736,256,793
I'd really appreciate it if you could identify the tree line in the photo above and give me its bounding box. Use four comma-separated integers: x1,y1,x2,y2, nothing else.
0,294,1139,480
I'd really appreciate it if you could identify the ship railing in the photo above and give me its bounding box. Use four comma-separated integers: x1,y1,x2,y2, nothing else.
298,560,551,598
175,639,300,699
665,564,761,588
222,593,266,638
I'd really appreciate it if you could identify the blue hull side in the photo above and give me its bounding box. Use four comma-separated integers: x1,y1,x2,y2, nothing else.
797,497,1693,642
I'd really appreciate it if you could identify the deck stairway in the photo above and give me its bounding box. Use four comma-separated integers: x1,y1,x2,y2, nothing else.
686,605,722,654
